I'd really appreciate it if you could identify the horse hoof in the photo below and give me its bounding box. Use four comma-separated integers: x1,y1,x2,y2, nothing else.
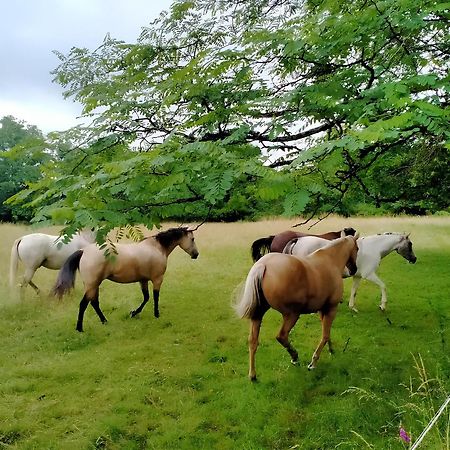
350,306,358,313
249,375,257,382
130,310,137,318
307,363,315,371
290,359,299,366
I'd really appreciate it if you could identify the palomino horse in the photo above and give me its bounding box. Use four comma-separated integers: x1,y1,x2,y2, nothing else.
9,230,96,296
52,227,199,332
250,227,356,262
236,233,359,381
284,232,417,311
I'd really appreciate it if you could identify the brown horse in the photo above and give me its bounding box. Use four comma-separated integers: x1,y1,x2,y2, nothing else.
250,227,356,261
53,227,199,332
236,233,359,381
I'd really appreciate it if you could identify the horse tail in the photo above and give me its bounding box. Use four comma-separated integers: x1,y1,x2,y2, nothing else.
251,236,274,262
9,238,21,288
235,263,266,319
52,250,83,299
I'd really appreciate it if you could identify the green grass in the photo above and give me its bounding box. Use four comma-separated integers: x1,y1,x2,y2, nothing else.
0,218,449,449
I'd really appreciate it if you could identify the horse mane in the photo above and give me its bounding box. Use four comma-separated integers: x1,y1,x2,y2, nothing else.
153,227,189,248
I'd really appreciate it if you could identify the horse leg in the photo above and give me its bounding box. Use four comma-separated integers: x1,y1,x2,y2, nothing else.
276,312,300,365
247,302,269,381
20,268,40,297
76,294,90,332
76,288,99,332
91,293,108,326
308,306,337,370
365,273,387,310
28,280,40,294
248,318,263,381
153,289,160,318
152,276,164,318
130,280,151,318
348,276,362,312
318,312,335,354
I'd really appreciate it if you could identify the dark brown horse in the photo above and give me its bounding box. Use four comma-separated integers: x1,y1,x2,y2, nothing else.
53,227,199,332
236,233,359,381
251,227,356,262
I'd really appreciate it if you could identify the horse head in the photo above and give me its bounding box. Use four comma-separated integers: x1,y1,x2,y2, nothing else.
396,234,417,264
181,228,200,259
79,227,97,244
343,227,357,236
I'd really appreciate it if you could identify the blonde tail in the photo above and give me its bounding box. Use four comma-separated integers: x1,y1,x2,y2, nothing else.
235,263,266,319
9,238,21,288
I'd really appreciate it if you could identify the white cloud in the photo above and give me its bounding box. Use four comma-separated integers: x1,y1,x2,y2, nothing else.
0,0,173,133
0,98,84,133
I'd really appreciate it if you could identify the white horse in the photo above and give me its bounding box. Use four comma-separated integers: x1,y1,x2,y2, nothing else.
284,232,417,312
9,230,96,296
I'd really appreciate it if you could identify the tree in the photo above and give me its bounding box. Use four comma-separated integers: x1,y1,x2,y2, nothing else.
11,0,450,234
0,116,50,221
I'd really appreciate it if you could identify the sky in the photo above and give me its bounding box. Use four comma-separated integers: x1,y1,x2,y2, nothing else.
0,0,173,133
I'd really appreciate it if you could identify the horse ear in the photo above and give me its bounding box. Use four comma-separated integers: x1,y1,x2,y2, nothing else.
340,230,346,238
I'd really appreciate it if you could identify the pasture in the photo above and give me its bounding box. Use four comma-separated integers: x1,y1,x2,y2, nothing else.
0,217,449,449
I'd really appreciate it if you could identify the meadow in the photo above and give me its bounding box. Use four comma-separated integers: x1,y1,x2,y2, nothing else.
0,217,449,449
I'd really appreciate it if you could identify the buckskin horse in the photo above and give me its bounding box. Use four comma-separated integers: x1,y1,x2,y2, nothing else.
52,227,199,332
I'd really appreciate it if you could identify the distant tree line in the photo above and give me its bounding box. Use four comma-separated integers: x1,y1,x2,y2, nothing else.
0,116,51,222
3,0,450,231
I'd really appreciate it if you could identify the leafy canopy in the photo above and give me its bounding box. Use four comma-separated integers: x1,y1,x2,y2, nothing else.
10,0,450,233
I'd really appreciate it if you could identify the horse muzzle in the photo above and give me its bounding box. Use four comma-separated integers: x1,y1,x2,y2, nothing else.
191,253,199,259
347,261,358,276
409,256,417,264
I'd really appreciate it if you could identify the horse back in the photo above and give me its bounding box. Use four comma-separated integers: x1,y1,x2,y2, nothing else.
271,231,303,253
79,241,167,285
272,230,340,254
260,253,339,313
289,236,330,257
16,234,59,268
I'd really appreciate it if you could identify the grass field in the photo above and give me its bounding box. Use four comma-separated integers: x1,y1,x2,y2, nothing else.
0,217,449,449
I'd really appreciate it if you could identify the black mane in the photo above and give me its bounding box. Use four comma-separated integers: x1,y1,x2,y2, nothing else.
154,227,189,248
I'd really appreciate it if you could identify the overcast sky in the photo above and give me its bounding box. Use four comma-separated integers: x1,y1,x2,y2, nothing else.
0,0,173,133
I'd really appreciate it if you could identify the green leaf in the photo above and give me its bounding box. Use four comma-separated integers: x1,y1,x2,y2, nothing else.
283,191,310,216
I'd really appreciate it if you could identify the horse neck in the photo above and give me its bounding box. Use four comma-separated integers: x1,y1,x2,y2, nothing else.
368,234,402,258
151,237,179,257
